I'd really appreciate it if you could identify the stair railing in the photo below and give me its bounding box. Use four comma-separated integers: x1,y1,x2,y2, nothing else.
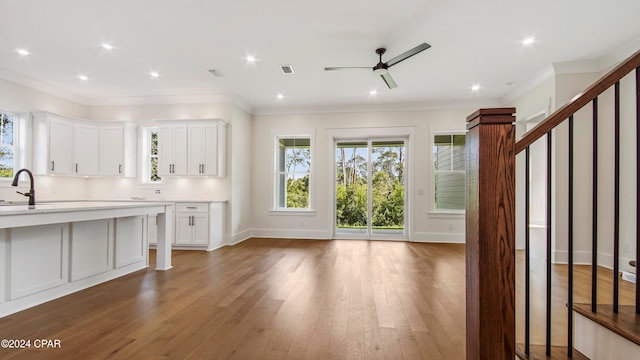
465,48,640,359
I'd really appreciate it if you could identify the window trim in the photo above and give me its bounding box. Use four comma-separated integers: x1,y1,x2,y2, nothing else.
0,109,26,183
139,126,164,186
272,130,315,212
432,130,467,214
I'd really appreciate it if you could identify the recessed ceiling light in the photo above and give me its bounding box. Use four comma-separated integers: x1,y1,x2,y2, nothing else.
521,37,535,46
471,84,481,92
101,43,114,50
15,48,29,56
276,93,284,100
369,90,378,96
77,74,89,81
246,55,256,63
149,71,160,78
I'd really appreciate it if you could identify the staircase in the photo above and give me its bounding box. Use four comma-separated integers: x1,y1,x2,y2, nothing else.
465,49,640,359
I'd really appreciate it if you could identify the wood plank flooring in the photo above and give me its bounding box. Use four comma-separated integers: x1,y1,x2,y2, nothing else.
0,239,466,360
0,235,636,359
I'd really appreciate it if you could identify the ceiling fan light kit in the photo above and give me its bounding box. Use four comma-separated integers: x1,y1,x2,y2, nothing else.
324,42,431,89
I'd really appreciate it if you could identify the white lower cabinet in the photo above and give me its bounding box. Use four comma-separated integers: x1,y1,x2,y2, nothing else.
148,202,225,250
175,203,209,246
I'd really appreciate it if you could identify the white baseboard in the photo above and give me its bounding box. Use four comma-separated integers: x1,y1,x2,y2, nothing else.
226,229,253,246
250,228,331,240
411,232,465,243
552,251,635,272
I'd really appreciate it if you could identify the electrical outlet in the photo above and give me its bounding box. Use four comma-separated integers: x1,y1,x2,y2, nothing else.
155,189,161,194
448,223,453,231
622,243,629,253
300,221,304,228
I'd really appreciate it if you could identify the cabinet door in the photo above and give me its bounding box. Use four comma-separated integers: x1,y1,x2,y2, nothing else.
74,124,99,175
202,124,218,176
99,126,124,176
158,126,174,176
175,214,193,245
172,125,188,175
191,214,209,245
49,118,74,174
188,124,218,176
188,125,204,175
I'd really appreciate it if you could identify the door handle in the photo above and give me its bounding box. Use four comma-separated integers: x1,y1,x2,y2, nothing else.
119,164,122,174
191,216,195,226
75,163,78,173
51,161,55,171
201,164,205,173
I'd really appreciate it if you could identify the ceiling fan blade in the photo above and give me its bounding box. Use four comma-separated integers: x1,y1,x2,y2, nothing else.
381,72,397,89
324,67,371,71
385,43,431,67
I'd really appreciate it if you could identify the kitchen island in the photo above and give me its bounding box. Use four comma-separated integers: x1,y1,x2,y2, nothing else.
0,201,174,317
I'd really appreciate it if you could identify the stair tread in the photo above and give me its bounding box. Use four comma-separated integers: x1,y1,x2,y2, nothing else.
573,303,640,347
516,344,588,360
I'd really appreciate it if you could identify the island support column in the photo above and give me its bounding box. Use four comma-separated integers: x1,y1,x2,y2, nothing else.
156,204,174,270
465,108,516,359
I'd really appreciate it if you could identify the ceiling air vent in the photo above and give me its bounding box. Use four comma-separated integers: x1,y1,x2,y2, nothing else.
208,69,224,77
279,65,295,74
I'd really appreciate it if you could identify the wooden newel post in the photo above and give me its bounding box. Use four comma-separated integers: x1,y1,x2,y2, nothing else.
465,108,516,359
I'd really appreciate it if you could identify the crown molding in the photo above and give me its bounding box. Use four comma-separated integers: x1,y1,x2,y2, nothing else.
85,93,253,115
597,36,640,71
252,98,501,116
0,66,255,114
0,67,89,105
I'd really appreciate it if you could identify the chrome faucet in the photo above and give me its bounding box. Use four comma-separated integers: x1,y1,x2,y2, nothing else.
12,168,35,206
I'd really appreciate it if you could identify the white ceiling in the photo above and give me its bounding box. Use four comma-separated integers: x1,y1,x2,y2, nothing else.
1,0,640,113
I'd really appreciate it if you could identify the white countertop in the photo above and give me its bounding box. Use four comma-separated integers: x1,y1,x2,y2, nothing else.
0,201,172,216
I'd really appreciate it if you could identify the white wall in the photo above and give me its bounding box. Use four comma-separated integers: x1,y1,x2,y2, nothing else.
510,77,555,250
251,108,478,242
228,105,252,244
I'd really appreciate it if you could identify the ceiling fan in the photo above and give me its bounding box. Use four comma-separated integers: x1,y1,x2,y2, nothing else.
324,43,431,89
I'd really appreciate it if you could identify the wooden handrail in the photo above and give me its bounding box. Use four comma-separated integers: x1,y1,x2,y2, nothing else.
515,48,640,154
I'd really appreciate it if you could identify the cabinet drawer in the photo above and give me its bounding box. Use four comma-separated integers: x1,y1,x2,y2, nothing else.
176,203,209,213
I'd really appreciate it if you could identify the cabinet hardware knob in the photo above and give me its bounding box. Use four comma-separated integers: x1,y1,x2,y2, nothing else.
187,206,197,209
51,161,55,171
76,163,78,173
119,164,122,174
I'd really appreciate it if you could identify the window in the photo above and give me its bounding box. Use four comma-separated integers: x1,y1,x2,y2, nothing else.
0,111,15,178
433,133,465,211
142,127,161,184
275,136,312,210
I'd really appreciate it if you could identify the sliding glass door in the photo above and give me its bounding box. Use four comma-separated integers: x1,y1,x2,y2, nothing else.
335,139,406,239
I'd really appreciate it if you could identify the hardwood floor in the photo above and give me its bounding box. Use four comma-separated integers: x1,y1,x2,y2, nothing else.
0,239,466,360
0,236,635,359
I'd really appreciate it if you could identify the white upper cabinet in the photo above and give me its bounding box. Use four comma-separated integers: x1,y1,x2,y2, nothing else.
32,112,137,177
158,125,188,176
99,124,137,177
47,117,74,175
74,123,98,176
188,124,220,176
158,120,226,177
